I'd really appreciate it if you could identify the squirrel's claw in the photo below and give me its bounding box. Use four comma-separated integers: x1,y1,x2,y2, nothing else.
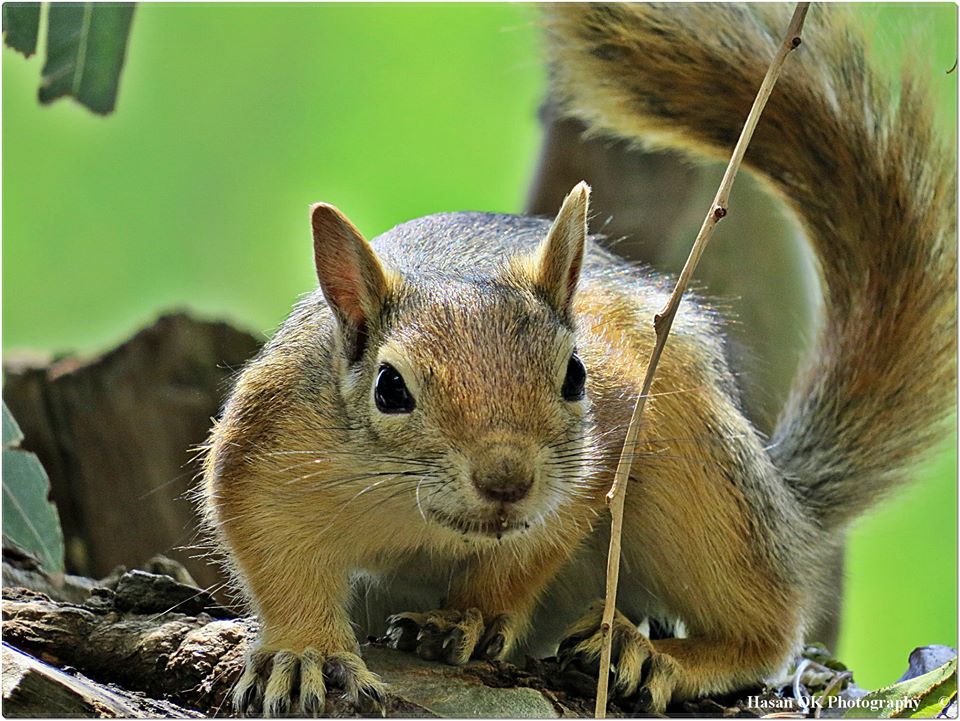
233,648,271,717
232,645,385,717
477,614,511,660
557,601,676,714
385,608,508,665
323,651,387,712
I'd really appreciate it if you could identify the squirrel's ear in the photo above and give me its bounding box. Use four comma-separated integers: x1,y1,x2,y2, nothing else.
535,181,589,317
310,203,390,360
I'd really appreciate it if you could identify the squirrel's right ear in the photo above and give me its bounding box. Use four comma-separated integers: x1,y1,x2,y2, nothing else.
534,181,590,318
310,203,390,361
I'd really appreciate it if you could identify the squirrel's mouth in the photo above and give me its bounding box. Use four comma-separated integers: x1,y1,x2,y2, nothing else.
425,508,532,539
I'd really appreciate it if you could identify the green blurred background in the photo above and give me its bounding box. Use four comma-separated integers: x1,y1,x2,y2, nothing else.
3,3,956,689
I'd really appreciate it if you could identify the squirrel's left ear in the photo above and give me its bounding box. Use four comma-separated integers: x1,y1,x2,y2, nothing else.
534,181,590,318
310,203,391,362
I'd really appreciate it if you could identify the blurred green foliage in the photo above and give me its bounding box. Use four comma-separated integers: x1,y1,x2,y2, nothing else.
2,2,41,56
38,3,136,114
3,3,956,689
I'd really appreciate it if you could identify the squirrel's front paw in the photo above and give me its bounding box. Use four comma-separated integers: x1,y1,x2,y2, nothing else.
384,608,512,665
557,601,680,714
233,646,386,717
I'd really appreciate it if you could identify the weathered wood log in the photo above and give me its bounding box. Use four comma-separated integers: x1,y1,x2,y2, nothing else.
1,543,99,604
5,567,928,719
2,643,203,718
0,572,599,717
2,584,246,713
2,313,262,590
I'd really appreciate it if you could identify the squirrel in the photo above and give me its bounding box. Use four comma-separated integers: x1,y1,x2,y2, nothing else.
201,3,956,716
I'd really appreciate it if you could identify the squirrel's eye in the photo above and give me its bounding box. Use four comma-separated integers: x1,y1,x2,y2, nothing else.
562,353,587,401
375,363,415,414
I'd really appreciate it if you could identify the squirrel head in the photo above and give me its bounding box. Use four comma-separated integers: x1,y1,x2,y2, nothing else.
309,183,600,542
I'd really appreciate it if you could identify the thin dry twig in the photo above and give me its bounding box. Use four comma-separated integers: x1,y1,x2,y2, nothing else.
593,4,812,716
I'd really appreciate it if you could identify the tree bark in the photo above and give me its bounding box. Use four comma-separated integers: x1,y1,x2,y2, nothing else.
2,313,262,591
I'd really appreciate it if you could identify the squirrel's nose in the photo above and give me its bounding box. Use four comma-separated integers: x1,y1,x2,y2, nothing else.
472,471,533,503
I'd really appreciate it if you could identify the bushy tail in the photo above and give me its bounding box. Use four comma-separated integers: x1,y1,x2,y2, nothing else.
543,3,956,529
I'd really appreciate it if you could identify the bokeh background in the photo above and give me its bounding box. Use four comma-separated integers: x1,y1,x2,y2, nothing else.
3,3,956,689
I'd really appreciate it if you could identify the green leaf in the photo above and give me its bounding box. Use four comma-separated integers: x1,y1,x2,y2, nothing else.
2,403,24,446
911,688,956,719
38,2,135,114
842,657,957,718
2,403,65,573
2,2,41,57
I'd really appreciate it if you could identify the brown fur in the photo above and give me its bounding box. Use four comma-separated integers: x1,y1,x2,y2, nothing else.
201,4,954,715
544,2,957,527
